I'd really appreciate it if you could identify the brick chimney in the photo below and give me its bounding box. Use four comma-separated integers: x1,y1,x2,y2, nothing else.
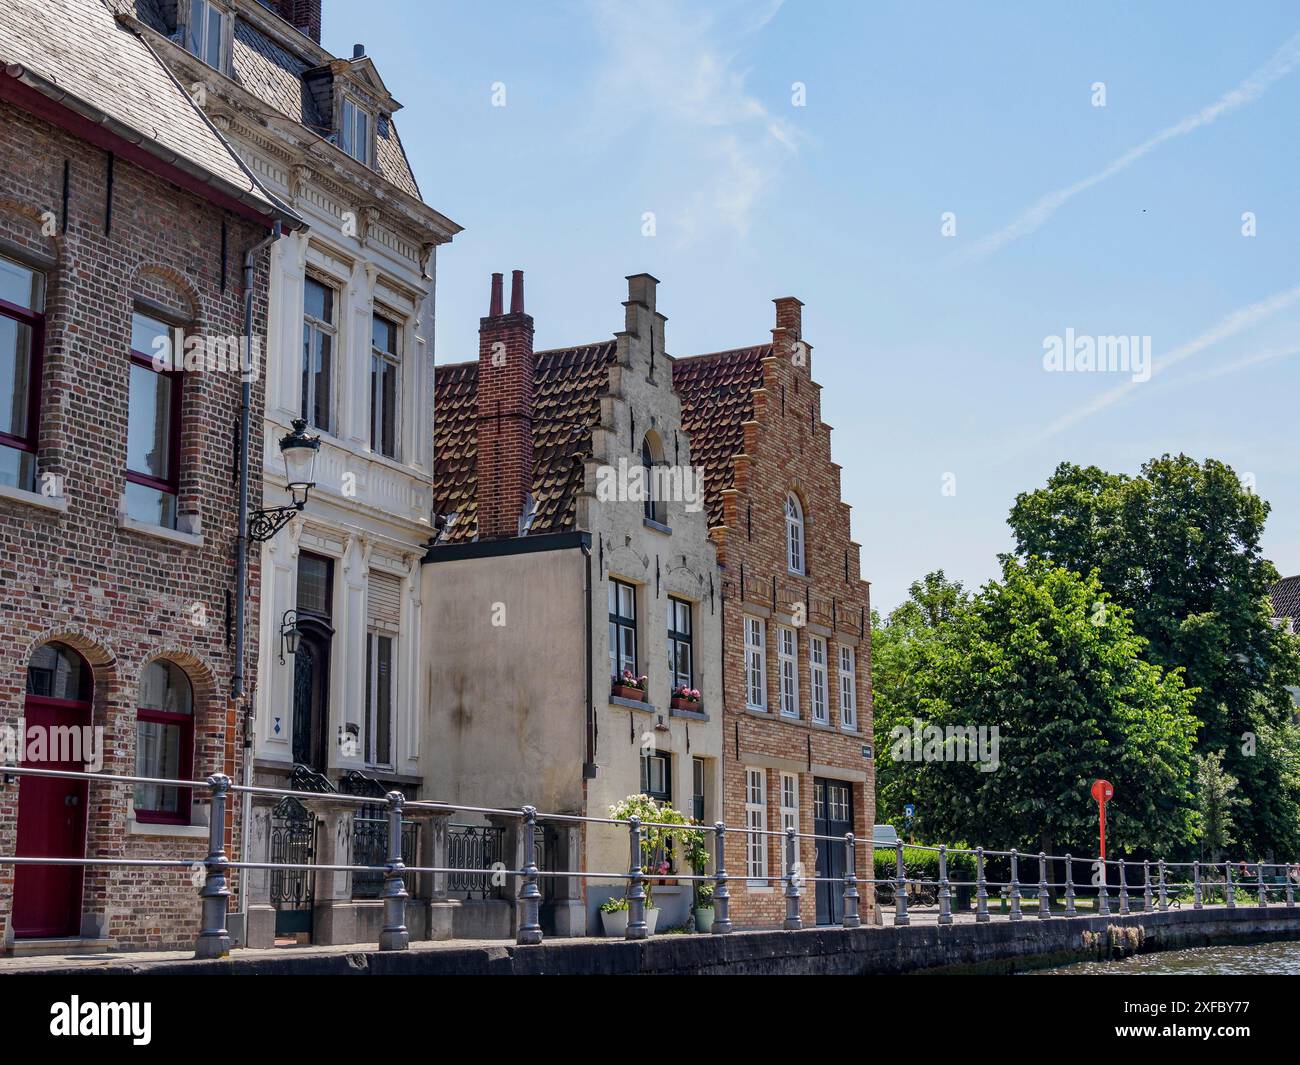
476,270,535,539
276,0,322,44
773,296,807,373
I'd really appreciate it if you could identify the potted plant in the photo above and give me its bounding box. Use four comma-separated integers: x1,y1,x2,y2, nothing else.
669,685,701,711
609,794,708,933
612,669,649,702
599,896,629,937
693,882,716,933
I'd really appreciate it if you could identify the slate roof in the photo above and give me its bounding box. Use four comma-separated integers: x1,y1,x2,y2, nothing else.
432,343,618,542
0,0,283,218
672,345,771,528
1271,576,1300,633
117,0,422,197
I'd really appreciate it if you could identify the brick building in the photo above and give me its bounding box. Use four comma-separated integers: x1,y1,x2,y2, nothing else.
0,0,297,952
675,298,875,927
424,272,724,936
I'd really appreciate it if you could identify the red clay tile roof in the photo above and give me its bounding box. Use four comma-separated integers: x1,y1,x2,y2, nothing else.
1271,576,1300,632
672,346,770,527
433,342,617,542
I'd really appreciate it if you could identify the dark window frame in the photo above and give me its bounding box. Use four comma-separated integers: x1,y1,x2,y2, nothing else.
301,275,337,434
609,578,638,681
369,311,400,459
0,265,45,490
126,310,184,526
133,661,195,826
667,596,693,692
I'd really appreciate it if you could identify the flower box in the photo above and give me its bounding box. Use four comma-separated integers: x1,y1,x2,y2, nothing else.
612,684,646,702
670,697,701,712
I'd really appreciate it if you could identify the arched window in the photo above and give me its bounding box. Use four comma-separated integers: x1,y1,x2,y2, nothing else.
642,434,667,526
786,493,805,574
134,660,194,823
26,641,91,701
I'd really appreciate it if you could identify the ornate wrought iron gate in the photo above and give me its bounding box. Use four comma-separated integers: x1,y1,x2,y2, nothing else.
340,770,417,899
269,796,316,936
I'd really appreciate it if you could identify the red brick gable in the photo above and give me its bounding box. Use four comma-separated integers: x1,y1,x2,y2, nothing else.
432,341,617,542
671,345,769,529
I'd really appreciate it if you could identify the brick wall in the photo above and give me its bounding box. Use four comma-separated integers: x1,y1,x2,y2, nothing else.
0,99,269,951
707,299,876,927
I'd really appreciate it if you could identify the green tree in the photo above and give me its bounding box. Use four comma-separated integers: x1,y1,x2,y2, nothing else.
879,559,1199,858
1194,750,1243,863
1008,454,1300,856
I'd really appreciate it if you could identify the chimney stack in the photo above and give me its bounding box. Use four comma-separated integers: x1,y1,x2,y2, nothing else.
353,44,366,60
476,270,535,539
276,1,322,44
773,296,803,340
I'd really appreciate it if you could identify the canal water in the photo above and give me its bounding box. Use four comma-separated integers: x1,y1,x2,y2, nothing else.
1032,939,1300,975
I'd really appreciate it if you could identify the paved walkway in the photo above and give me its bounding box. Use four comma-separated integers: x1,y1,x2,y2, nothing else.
1,900,1238,972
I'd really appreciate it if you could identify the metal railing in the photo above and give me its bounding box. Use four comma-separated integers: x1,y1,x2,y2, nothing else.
0,764,1296,958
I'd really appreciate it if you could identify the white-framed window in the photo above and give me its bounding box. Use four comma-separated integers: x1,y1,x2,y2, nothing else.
778,625,799,718
810,635,828,725
744,616,766,710
779,772,799,837
340,97,371,165
365,571,402,767
302,275,336,433
185,0,226,71
667,596,693,692
838,644,857,730
786,493,805,574
745,767,767,883
370,312,401,459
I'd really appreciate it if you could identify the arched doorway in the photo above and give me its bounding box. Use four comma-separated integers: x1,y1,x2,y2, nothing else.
14,641,92,938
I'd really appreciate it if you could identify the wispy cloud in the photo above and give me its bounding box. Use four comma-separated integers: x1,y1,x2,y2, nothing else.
585,0,801,240
955,29,1300,264
1028,282,1300,444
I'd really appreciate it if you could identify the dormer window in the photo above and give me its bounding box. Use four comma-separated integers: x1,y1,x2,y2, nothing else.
340,97,372,165
185,0,226,71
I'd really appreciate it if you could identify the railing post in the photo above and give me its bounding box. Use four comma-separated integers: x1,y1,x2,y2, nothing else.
1037,852,1051,919
1118,859,1130,914
975,847,989,923
1009,849,1022,921
1142,859,1152,913
626,815,648,940
893,839,909,926
712,822,732,934
1158,860,1168,911
783,826,802,930
195,773,232,959
1098,857,1111,916
515,806,543,944
378,790,410,951
1257,860,1267,908
1225,861,1235,909
1193,860,1202,909
937,845,953,926
841,833,861,928
1286,865,1295,909
1064,854,1077,917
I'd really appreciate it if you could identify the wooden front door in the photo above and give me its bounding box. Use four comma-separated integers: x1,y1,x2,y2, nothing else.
13,692,91,938
291,626,330,770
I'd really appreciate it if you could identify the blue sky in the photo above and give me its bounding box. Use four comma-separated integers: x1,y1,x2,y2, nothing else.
326,0,1300,611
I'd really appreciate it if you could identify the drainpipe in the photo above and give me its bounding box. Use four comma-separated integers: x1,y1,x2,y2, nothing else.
581,542,595,769
232,220,282,926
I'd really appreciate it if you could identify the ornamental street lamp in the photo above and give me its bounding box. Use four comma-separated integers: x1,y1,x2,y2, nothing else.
278,609,302,664
249,418,320,543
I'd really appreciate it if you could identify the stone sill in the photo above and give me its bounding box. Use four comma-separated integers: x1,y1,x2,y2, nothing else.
668,707,709,722
642,518,672,536
120,513,203,548
0,482,67,514
611,695,655,714
128,819,208,839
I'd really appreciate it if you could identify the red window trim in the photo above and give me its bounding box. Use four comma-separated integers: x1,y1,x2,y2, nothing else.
0,294,45,461
133,703,194,824
125,338,185,501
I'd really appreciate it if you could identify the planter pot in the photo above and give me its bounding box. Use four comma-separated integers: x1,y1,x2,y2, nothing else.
694,906,715,933
612,685,646,702
600,906,659,936
670,698,701,712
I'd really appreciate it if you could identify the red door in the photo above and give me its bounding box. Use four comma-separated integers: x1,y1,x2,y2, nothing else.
12,694,91,938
